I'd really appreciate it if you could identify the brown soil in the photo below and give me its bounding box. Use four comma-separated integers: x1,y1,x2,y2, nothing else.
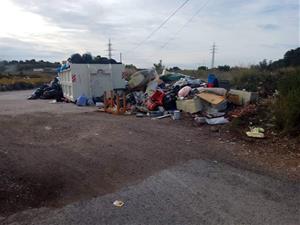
0,110,299,217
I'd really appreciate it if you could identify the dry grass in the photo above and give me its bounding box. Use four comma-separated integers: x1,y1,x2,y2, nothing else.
0,74,53,91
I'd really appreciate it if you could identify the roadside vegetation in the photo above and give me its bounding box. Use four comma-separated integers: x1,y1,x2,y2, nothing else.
0,59,58,91
0,74,53,91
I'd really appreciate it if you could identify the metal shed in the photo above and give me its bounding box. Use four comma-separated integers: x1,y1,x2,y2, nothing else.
58,63,125,101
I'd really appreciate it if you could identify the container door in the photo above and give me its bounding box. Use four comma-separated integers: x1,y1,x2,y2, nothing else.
90,65,113,97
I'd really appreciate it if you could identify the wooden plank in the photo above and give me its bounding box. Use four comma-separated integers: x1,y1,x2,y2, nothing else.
197,92,225,105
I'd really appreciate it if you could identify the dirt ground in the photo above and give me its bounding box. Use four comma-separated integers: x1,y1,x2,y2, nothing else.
0,90,299,218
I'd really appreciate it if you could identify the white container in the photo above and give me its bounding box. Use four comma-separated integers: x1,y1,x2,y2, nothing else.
58,63,125,102
172,110,181,120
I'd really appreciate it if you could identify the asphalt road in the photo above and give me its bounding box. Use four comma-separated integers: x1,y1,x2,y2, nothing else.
0,90,299,225
2,160,300,225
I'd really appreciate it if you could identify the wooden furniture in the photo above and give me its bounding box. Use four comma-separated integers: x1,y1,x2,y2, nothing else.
104,89,126,115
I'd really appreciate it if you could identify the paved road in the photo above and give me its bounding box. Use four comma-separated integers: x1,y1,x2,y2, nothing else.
0,90,94,115
0,90,299,225
2,160,299,225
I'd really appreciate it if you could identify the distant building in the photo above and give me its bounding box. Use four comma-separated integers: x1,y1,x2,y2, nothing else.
33,68,44,72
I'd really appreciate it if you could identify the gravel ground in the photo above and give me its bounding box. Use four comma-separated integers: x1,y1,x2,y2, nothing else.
0,90,299,225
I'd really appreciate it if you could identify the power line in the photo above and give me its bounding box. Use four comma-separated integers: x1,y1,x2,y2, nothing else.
127,0,191,53
160,0,212,49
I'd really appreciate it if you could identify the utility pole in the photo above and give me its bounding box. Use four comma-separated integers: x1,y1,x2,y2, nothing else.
210,42,217,69
108,38,113,59
119,52,122,63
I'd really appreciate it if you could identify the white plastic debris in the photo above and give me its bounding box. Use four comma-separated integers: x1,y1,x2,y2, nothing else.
113,200,124,207
205,117,229,125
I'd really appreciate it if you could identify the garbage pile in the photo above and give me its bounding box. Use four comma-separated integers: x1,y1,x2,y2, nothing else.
104,69,258,124
28,77,64,101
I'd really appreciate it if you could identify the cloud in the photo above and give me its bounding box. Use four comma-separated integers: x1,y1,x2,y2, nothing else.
0,0,298,68
259,1,299,14
0,37,66,61
258,24,280,31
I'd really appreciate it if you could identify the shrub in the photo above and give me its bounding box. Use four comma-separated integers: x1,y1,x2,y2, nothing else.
274,73,300,135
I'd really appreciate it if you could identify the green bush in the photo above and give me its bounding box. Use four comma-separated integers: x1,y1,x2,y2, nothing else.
274,73,300,135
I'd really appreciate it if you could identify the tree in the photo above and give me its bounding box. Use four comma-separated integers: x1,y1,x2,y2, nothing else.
169,66,181,72
217,65,230,72
258,59,269,71
283,47,300,67
82,53,93,64
93,55,102,64
70,53,83,64
198,66,208,71
268,47,300,70
125,64,137,70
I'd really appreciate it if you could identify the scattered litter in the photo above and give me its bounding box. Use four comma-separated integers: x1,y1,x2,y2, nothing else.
194,116,206,124
151,114,172,120
246,127,265,138
229,104,257,118
172,110,181,120
148,111,164,118
178,86,192,98
136,113,145,118
96,102,105,108
44,126,52,131
76,95,88,106
205,117,229,125
113,200,124,207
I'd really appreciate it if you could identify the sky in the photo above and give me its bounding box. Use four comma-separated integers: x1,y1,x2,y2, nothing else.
0,0,299,68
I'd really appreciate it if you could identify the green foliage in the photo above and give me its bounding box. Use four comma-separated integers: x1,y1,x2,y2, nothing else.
283,48,300,67
231,69,278,93
197,66,208,71
0,75,53,91
0,60,59,75
68,53,118,64
69,53,83,63
274,72,300,134
217,65,230,72
82,53,93,63
153,60,164,74
125,64,137,70
169,66,181,72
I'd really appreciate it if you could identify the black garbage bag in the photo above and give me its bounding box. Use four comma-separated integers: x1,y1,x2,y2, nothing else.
126,93,136,105
27,84,50,100
44,77,64,100
28,77,63,100
41,89,63,100
163,92,177,110
41,89,57,99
